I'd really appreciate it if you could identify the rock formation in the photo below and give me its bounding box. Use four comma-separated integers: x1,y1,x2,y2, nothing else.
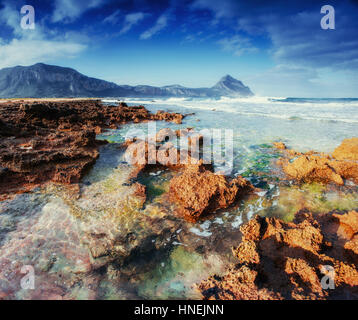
169,163,253,221
198,210,358,300
124,128,254,221
0,100,184,199
276,138,358,185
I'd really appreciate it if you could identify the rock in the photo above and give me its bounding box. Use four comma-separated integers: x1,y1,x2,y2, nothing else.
283,155,345,185
155,128,176,143
273,142,286,150
132,182,147,208
198,210,358,300
0,100,185,199
153,110,183,124
94,126,102,134
176,128,203,150
278,139,358,185
124,135,201,181
124,128,252,221
169,162,254,221
332,138,358,160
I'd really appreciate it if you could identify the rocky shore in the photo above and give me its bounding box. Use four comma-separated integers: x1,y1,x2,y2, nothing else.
198,210,358,299
0,100,183,200
276,138,358,185
0,99,357,300
198,138,358,300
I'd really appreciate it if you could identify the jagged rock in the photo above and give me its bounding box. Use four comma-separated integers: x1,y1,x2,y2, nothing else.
0,100,184,199
124,131,202,181
198,210,358,300
124,128,252,221
169,162,253,221
283,155,345,185
154,110,183,124
278,139,358,185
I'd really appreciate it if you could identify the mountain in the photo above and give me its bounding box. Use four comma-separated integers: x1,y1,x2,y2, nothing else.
0,63,254,98
212,75,253,97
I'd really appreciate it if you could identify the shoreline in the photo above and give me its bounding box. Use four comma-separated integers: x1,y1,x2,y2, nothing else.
0,99,357,300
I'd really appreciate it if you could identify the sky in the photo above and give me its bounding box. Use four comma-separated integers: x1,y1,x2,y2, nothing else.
0,0,357,97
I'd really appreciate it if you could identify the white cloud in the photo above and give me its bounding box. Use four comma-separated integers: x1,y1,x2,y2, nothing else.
0,3,87,69
0,2,27,37
52,0,107,23
103,9,121,24
0,39,86,68
190,0,240,20
140,13,169,40
120,12,146,35
217,35,258,56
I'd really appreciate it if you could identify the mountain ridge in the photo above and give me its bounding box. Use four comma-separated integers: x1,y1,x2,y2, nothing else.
0,63,254,98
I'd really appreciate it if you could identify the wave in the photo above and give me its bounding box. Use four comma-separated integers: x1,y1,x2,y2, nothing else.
102,96,358,124
270,97,358,104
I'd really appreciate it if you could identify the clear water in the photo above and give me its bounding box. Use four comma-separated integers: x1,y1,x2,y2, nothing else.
0,97,357,300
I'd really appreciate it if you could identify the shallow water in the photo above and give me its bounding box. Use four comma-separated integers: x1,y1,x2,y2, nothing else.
0,97,357,299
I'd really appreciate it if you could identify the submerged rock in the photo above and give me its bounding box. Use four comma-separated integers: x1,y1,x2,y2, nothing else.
198,210,358,300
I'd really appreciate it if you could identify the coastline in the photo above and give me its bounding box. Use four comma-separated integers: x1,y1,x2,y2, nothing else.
0,98,357,300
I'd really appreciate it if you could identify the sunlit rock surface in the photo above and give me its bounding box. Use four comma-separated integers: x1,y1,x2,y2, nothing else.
199,210,358,300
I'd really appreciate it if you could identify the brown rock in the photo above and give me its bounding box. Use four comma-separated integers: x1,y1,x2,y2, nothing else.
283,155,344,185
0,100,185,199
132,182,147,208
155,128,176,143
198,210,358,300
153,110,183,124
332,137,358,160
169,162,253,221
273,142,287,150
279,139,358,185
124,127,253,221
94,126,102,134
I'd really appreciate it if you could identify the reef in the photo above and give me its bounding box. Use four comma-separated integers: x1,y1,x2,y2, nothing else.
198,210,358,300
0,100,184,199
276,138,358,185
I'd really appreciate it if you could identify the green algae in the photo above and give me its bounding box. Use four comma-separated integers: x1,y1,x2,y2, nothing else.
260,183,358,222
137,246,205,299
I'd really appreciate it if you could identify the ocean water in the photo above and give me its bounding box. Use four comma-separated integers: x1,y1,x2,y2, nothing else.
109,96,358,152
0,97,357,300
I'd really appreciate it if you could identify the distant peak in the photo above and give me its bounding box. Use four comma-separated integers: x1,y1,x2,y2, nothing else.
220,75,238,82
28,63,48,69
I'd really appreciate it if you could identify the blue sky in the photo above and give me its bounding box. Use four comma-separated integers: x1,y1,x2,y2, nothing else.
0,0,357,97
